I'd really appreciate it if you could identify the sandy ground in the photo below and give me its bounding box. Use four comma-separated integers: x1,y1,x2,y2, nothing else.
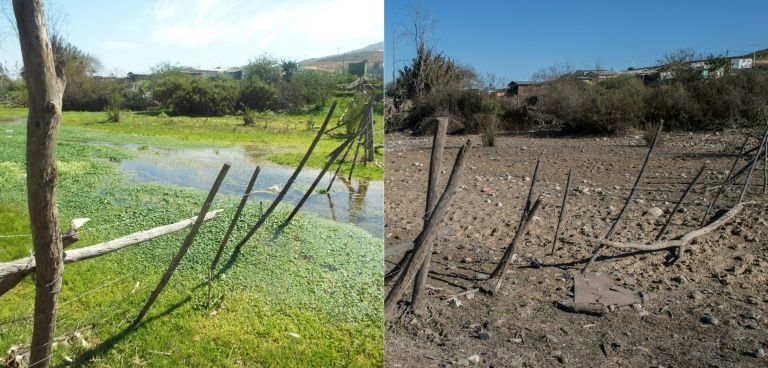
384,129,768,368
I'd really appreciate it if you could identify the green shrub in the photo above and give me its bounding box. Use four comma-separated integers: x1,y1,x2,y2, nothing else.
242,108,256,126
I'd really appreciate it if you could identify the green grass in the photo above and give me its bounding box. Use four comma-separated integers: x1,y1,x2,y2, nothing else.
0,116,383,366
0,102,383,180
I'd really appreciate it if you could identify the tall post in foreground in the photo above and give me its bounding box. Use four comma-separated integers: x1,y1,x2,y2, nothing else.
411,118,448,310
133,163,230,327
385,140,471,318
13,1,66,366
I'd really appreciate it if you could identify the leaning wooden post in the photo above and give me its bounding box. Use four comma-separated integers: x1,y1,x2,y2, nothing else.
232,102,336,253
582,119,663,274
209,166,260,274
326,118,367,192
12,1,67,365
133,163,230,327
347,116,370,181
701,134,751,226
364,102,375,162
738,128,768,203
385,140,471,318
411,117,448,310
283,135,356,225
487,160,542,294
657,163,706,241
551,169,572,255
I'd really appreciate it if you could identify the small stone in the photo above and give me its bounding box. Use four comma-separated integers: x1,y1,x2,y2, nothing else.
645,207,664,219
671,275,688,284
701,314,719,325
689,291,704,301
477,328,492,341
457,358,469,366
496,202,503,207
753,348,766,358
467,355,481,364
450,298,463,307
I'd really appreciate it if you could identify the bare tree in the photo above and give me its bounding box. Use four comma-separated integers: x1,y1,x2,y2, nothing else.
401,0,436,99
530,62,574,82
12,0,66,367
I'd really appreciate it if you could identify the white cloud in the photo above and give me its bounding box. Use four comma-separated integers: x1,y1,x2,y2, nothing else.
101,41,138,49
149,0,383,58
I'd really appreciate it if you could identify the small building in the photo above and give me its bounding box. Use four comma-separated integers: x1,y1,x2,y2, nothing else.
348,60,368,77
572,69,621,83
507,81,545,97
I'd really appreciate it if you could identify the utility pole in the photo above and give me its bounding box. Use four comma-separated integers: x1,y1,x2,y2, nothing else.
391,28,397,82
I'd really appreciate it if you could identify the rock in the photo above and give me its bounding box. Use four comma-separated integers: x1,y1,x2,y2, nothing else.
701,314,719,325
639,292,650,302
477,328,492,341
457,358,469,366
467,355,481,364
671,275,688,284
450,298,463,307
754,348,766,358
475,273,490,280
688,290,704,301
577,185,590,194
645,207,664,219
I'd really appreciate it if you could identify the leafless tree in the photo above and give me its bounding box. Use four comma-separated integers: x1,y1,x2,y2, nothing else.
12,0,66,366
530,62,574,82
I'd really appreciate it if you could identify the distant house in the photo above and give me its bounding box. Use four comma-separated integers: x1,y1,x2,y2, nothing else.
507,81,545,97
572,69,621,83
348,60,368,77
623,67,662,84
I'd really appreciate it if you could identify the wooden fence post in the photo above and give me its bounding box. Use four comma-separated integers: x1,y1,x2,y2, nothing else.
411,118,448,310
232,102,336,253
209,166,260,274
582,120,663,274
384,140,471,318
133,163,230,327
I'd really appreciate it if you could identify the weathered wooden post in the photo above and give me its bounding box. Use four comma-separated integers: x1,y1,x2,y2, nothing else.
411,117,448,310
583,120,663,273
12,1,66,365
364,102,375,162
133,163,230,327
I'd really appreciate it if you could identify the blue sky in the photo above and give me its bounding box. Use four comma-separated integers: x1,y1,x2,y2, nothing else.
0,0,383,76
385,0,768,84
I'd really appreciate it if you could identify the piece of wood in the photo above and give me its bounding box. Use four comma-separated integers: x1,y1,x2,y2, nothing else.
739,129,768,203
364,102,375,162
411,117,448,310
579,201,749,251
0,210,223,297
133,164,229,327
583,120,663,274
210,167,260,274
384,140,471,318
12,0,67,365
555,300,606,316
491,159,541,279
347,111,369,181
486,197,542,294
233,102,336,253
283,134,356,225
551,169,572,254
325,116,367,192
656,163,707,241
701,134,751,226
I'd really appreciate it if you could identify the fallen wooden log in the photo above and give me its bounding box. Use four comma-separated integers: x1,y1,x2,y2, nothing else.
577,202,749,252
0,210,223,297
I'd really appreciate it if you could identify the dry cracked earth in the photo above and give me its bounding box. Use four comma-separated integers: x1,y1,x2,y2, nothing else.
384,128,768,368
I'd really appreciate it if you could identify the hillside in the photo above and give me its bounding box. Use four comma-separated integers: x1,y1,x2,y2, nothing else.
301,42,384,74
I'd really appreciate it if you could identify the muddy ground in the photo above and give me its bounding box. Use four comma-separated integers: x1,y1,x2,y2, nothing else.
384,129,768,367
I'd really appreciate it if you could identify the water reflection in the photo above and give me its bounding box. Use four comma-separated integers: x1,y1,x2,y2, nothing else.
117,145,383,237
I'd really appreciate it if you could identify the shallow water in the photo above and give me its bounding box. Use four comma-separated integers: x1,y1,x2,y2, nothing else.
117,144,383,237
